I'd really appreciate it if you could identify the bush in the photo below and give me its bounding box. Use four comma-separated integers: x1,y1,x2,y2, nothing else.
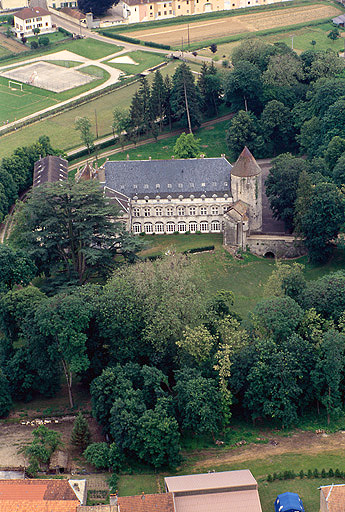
321,468,327,478
313,468,319,478
307,469,313,479
84,442,110,469
30,41,38,49
267,474,273,482
329,468,334,478
299,470,305,479
273,472,278,481
108,473,118,492
335,468,342,478
278,472,283,480
38,36,49,46
108,443,124,472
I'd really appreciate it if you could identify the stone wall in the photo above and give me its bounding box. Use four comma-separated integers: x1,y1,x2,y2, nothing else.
231,174,262,231
246,235,306,259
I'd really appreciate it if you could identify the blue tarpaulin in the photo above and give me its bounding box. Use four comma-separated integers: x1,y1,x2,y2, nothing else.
274,492,305,512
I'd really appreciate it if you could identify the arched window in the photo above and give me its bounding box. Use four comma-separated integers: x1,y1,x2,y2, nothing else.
133,223,141,234
155,222,164,233
189,221,197,233
144,223,153,234
211,220,220,232
200,221,208,232
166,222,175,233
178,222,186,233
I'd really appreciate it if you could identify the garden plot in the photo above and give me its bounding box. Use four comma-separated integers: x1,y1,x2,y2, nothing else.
1,61,96,93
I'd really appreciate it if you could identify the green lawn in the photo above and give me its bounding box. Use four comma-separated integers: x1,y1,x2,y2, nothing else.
25,30,68,47
105,50,166,75
104,120,230,164
0,37,122,68
0,60,200,158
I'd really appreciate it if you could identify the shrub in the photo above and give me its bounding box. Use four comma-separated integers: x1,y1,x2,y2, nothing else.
30,41,38,49
313,468,319,478
299,470,305,479
273,472,278,481
321,468,327,478
283,471,290,480
335,468,342,478
38,36,49,46
278,472,283,480
84,442,110,469
267,474,273,482
108,443,124,472
307,469,313,479
108,473,118,492
329,468,334,478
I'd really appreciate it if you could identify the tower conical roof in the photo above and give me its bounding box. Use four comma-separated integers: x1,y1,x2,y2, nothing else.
231,147,261,177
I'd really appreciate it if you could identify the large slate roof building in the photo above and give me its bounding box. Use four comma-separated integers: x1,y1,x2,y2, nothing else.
33,155,68,188
102,156,235,235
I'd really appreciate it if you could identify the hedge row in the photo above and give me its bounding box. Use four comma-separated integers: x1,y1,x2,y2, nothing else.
184,245,215,254
99,30,170,49
267,468,345,482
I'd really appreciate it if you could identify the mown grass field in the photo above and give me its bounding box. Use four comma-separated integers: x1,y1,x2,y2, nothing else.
0,60,201,158
105,50,166,75
0,37,124,126
123,2,341,47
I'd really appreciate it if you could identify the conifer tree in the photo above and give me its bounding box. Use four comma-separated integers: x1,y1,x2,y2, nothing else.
171,63,202,131
138,76,153,135
71,411,91,451
150,70,166,131
164,75,173,130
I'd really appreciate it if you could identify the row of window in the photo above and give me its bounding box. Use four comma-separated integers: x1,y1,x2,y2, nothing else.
133,221,221,234
133,205,227,217
130,181,227,190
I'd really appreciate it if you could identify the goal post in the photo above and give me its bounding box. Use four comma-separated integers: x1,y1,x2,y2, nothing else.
8,80,23,91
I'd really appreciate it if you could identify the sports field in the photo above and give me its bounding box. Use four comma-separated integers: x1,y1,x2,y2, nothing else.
124,3,341,46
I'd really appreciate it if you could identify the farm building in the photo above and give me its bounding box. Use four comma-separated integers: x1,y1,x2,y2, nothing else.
13,6,54,37
275,492,304,512
333,13,345,25
165,469,263,512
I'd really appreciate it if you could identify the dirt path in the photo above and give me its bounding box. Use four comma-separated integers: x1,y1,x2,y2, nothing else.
186,430,345,471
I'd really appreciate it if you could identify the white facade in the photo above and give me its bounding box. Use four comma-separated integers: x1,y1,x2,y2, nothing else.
0,0,28,12
47,0,77,8
14,7,53,38
129,195,233,234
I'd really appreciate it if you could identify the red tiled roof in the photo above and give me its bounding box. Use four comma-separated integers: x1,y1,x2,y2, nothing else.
14,6,50,19
0,480,80,512
118,492,175,512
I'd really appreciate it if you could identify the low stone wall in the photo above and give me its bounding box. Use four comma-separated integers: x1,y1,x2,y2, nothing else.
247,235,306,259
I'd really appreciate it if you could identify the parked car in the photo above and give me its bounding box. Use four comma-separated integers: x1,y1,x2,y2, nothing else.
274,492,305,512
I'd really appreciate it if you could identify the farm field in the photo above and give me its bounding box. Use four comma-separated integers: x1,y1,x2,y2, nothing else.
199,21,345,57
123,2,341,47
0,60,201,158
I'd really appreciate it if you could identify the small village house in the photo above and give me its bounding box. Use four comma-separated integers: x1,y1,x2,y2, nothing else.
13,6,53,38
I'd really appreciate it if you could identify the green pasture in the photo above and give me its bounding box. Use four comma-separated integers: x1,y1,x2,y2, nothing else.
0,60,201,158
105,50,166,75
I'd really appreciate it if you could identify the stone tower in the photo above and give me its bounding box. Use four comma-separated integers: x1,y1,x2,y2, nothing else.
230,146,262,232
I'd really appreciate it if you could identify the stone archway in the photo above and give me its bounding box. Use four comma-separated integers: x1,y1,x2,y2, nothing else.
264,251,275,258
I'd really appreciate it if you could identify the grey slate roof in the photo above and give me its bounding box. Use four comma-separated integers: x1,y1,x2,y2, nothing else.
104,157,232,199
33,155,68,188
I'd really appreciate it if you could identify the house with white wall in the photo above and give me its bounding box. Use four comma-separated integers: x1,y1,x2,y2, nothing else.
13,6,53,38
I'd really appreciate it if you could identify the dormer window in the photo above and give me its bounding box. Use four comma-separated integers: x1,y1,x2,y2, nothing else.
156,184,160,189
144,184,149,189
201,182,206,187
167,184,172,188
178,183,183,188
190,182,194,187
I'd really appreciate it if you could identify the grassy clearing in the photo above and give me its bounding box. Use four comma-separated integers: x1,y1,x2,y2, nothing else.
0,60,200,158
137,234,345,317
104,120,229,164
105,50,166,75
44,59,82,67
79,65,109,78
25,31,68,47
